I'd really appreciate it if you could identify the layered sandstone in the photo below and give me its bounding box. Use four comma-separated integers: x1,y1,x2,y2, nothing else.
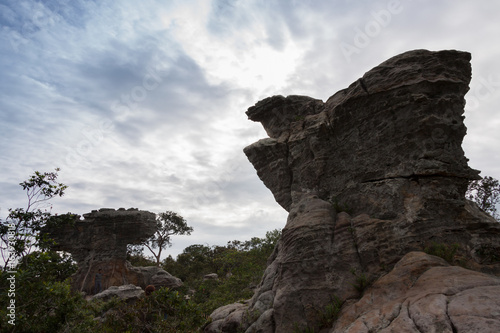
46,208,181,294
332,252,500,333
205,50,500,332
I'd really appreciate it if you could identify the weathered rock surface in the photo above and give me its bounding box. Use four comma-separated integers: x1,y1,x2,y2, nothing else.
204,273,219,280
132,266,183,289
205,50,500,332
332,252,500,333
205,303,249,333
92,284,145,303
45,208,182,294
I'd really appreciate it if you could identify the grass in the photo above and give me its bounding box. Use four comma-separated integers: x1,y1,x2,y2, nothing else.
349,268,370,293
424,242,459,264
319,295,344,328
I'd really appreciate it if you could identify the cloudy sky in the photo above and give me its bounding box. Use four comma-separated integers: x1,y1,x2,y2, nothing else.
1,0,499,259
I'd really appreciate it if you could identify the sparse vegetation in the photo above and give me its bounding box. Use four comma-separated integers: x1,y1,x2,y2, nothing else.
0,169,70,270
134,211,194,266
319,295,344,328
293,323,316,333
330,196,353,214
476,244,500,264
467,176,500,221
0,229,281,332
349,268,370,293
424,242,459,264
0,170,282,332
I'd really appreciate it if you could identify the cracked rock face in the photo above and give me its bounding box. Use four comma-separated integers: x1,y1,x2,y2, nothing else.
332,252,500,333
204,50,500,333
244,50,479,216
46,208,181,294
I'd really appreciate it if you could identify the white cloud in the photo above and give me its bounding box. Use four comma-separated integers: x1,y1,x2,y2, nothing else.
0,0,499,260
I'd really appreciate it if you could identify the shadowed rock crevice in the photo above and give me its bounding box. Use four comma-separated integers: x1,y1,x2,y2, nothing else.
205,49,500,333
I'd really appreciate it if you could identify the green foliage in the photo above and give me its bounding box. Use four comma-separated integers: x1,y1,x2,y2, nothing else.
293,323,316,333
163,244,216,282
0,270,96,333
141,210,194,266
0,228,281,332
96,287,206,332
330,196,353,214
349,268,370,293
476,244,500,263
126,245,157,267
0,269,207,332
467,176,500,220
319,295,343,328
0,168,71,270
17,250,77,282
424,242,459,264
0,170,284,331
163,229,281,316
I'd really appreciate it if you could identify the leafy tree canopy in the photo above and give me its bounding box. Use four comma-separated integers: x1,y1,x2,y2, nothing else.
140,210,194,266
0,168,70,270
467,176,500,221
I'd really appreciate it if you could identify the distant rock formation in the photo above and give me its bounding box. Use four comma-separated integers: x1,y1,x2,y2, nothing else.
46,208,181,294
205,50,500,332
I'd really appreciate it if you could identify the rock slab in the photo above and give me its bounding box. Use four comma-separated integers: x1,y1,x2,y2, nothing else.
331,252,500,333
92,284,145,303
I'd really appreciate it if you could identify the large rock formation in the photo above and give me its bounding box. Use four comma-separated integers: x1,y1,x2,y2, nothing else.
204,50,500,332
46,208,181,294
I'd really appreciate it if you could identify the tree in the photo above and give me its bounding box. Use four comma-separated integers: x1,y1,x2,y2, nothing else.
142,211,193,266
0,169,68,270
467,176,500,221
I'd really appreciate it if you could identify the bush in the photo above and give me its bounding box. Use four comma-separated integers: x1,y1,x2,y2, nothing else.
319,295,343,328
0,229,282,332
467,176,500,221
96,287,206,332
424,242,459,264
0,270,96,333
349,268,370,293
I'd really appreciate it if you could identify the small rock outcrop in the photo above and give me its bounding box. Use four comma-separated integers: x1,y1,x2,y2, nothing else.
133,266,183,289
46,208,181,294
204,50,500,332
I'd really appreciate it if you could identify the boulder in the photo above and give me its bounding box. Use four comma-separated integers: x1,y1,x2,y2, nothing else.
130,266,183,289
204,273,219,280
204,302,248,333
92,284,145,303
331,252,500,333
206,50,500,332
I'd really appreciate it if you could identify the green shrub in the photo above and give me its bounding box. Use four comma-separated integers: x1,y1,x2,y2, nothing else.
424,242,459,264
349,268,370,293
96,287,206,333
0,270,97,333
0,229,282,332
475,244,500,264
330,197,353,214
293,323,316,333
319,295,343,328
